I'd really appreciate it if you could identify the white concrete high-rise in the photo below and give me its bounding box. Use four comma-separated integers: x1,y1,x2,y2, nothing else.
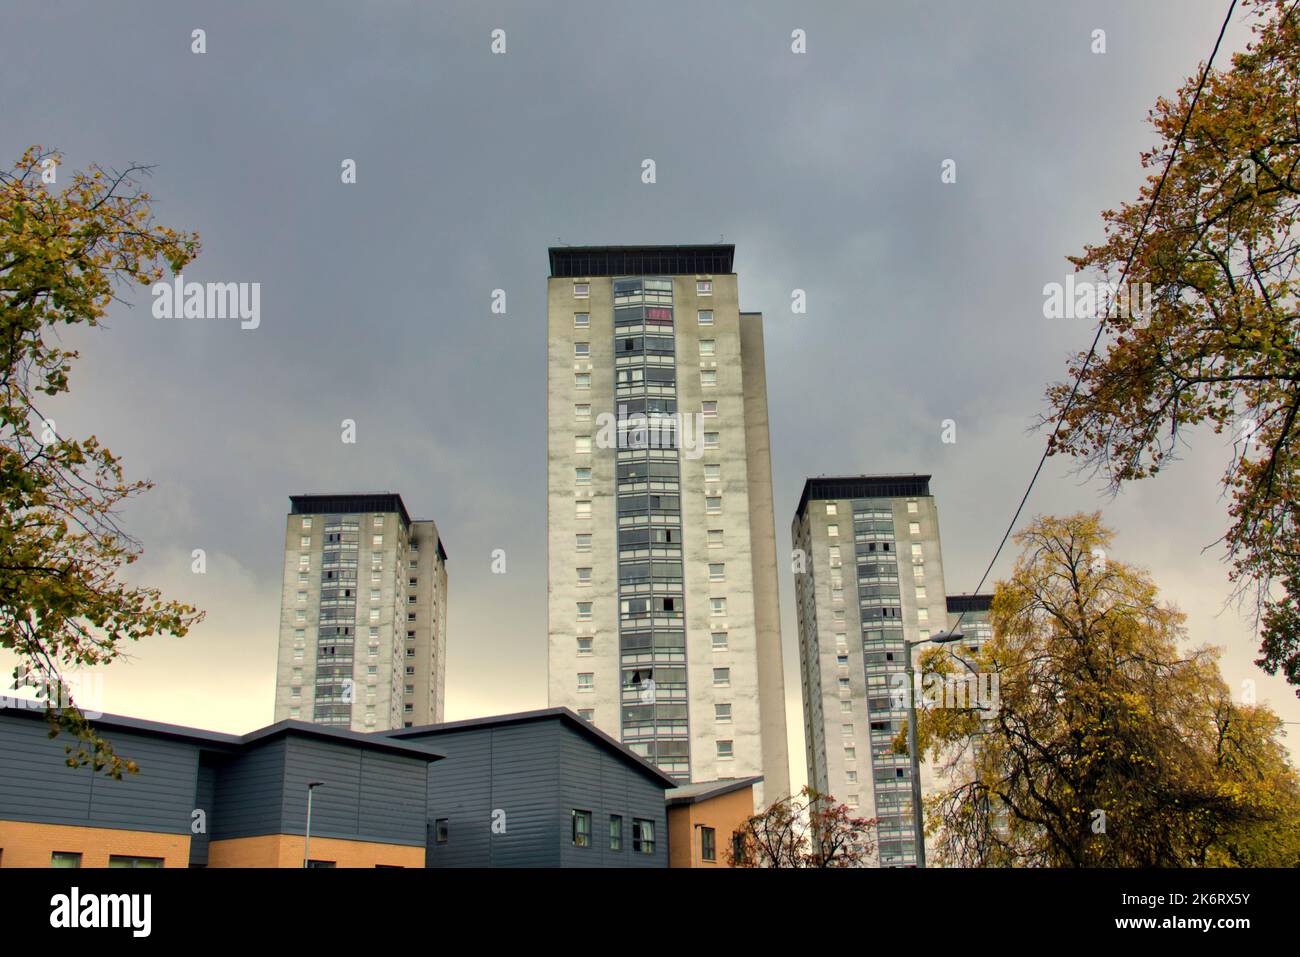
546,245,789,806
792,475,951,866
273,493,448,733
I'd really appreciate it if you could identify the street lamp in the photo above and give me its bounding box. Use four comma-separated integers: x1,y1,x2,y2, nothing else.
902,629,963,869
303,781,326,868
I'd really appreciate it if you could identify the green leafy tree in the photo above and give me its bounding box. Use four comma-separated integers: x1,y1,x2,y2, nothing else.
912,513,1300,867
0,146,203,777
1042,0,1300,693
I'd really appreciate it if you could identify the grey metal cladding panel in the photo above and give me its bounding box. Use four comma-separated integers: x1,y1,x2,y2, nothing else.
0,716,197,834
281,737,366,841
357,750,427,846
425,729,493,867
0,716,95,824
210,740,288,840
190,759,218,866
556,724,667,868
480,722,561,868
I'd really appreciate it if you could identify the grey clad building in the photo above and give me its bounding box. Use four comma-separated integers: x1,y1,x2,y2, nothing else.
273,493,448,733
793,475,952,866
387,708,674,868
0,705,440,867
546,245,789,806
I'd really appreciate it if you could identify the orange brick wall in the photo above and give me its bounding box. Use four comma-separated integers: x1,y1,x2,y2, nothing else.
0,820,190,868
668,786,755,867
206,834,424,868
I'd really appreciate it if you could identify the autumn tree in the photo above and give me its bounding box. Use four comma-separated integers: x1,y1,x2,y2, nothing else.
0,146,203,776
1041,0,1300,694
728,786,877,868
912,513,1300,867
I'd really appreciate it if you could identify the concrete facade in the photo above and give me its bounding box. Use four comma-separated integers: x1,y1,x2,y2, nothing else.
545,245,789,807
793,475,949,866
273,493,448,732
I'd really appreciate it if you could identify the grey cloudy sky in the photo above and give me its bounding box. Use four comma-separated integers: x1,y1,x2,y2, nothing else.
5,0,1296,779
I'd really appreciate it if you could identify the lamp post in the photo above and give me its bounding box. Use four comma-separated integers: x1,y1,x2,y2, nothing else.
303,781,325,868
902,629,962,868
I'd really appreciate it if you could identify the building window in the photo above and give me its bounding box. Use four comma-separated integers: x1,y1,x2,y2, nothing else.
372,535,383,547
717,740,734,759
702,400,718,417
576,533,592,552
842,723,855,736
907,500,919,514
575,467,592,485
572,809,592,847
701,370,717,387
50,852,82,868
577,636,593,655
710,597,727,616
704,464,721,483
300,536,311,547
715,703,732,722
732,832,747,865
435,819,449,843
576,567,592,585
698,310,714,325
575,435,592,454
575,372,591,390
713,667,730,686
696,280,712,296
578,708,594,721
574,312,590,327
827,524,839,538
711,631,728,650
574,342,590,358
574,282,590,298
578,672,594,692
707,529,724,547
909,522,921,535
301,517,313,529
577,602,592,621
609,815,623,851
107,856,163,868
705,495,722,514
825,502,838,516
701,826,717,862
575,403,591,419
632,819,656,854
704,431,720,449
699,339,715,357
576,500,592,519
708,562,725,582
